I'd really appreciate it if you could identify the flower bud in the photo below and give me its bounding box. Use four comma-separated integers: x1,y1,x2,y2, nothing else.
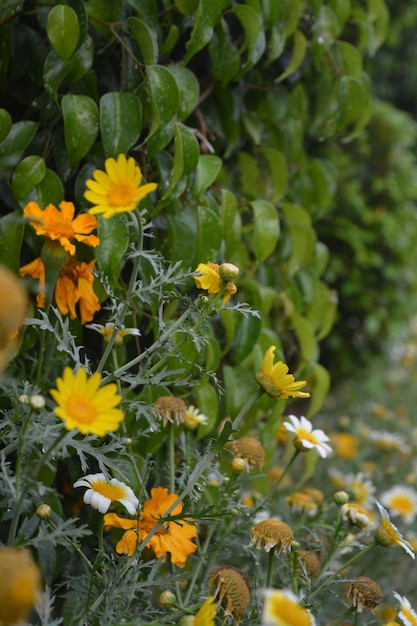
334,490,349,505
219,262,239,281
159,590,176,608
29,394,46,410
36,504,52,519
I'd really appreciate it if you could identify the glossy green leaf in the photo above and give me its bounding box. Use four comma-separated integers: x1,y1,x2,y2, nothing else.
47,5,80,62
275,29,306,82
0,109,12,143
306,362,331,418
229,313,262,365
367,0,389,55
193,155,222,198
0,213,24,273
338,74,369,129
306,281,338,340
251,199,280,263
336,40,362,78
281,0,302,35
11,156,46,200
146,65,180,140
329,0,352,29
127,16,158,65
223,365,258,422
100,92,142,158
291,312,317,362
0,121,38,182
175,0,198,15
232,4,266,76
221,189,238,234
262,147,288,201
167,65,200,121
166,205,197,267
67,36,94,85
210,19,241,86
85,0,122,36
183,0,226,65
62,94,99,166
30,169,64,209
95,216,129,287
196,204,223,263
163,123,200,198
282,203,316,273
160,24,180,57
195,379,219,439
238,151,260,195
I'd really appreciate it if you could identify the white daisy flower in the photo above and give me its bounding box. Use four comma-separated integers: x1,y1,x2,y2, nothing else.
183,405,208,430
283,415,332,458
375,501,415,559
73,473,139,515
380,485,417,524
393,591,417,626
85,323,140,345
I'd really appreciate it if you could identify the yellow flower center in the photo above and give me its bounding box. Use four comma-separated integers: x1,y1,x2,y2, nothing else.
267,594,312,626
93,480,127,500
297,429,319,445
108,181,138,208
390,494,414,515
67,396,97,424
381,518,400,544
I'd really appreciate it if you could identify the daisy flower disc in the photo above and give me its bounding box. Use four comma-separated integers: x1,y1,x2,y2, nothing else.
50,366,124,436
73,473,139,515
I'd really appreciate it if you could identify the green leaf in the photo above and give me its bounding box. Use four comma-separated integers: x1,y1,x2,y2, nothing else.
47,5,80,62
367,0,389,55
282,203,316,273
145,65,180,140
100,92,142,158
337,74,370,129
275,29,307,83
281,0,302,35
262,147,288,201
11,156,46,200
163,122,199,198
0,109,12,143
183,0,226,65
0,121,38,182
291,312,317,362
31,169,64,209
336,40,362,78
229,314,262,365
251,199,280,263
127,16,158,65
193,155,222,198
232,4,266,76
175,0,198,15
62,95,99,167
221,189,238,234
95,216,129,287
306,362,331,418
195,379,219,439
196,204,223,262
167,65,200,121
0,213,24,273
223,365,258,422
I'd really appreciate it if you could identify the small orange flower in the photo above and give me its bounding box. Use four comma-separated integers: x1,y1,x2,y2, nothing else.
104,487,197,567
20,256,100,324
24,200,99,255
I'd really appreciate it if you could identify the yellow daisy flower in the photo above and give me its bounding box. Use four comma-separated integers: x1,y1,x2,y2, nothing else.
50,366,124,436
255,346,310,399
261,588,315,626
0,547,41,626
84,153,157,218
194,596,217,626
73,473,139,515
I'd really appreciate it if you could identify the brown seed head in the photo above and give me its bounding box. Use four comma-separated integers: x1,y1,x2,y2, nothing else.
297,549,321,580
230,437,265,471
344,576,383,614
153,396,187,426
250,519,294,554
209,565,250,624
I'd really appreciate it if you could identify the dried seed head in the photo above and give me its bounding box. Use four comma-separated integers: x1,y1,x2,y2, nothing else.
250,519,294,554
153,396,187,426
229,437,265,471
297,549,321,580
209,565,250,625
344,576,383,613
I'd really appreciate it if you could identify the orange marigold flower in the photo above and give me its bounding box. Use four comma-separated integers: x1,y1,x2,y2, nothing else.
104,487,197,567
23,200,99,255
20,256,100,324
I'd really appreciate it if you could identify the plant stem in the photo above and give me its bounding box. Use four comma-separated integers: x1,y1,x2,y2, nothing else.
309,540,378,601
266,546,276,587
169,423,176,494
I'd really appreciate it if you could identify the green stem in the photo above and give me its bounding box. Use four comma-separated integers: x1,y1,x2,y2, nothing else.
46,518,95,573
97,211,143,375
231,388,263,431
309,540,378,601
266,546,276,587
97,514,104,554
8,428,68,545
169,423,176,494
328,606,356,626
314,504,345,583
267,448,300,499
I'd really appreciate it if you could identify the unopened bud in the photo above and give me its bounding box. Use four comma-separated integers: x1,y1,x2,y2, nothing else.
334,490,349,505
159,590,176,608
230,457,247,473
219,262,239,281
36,504,52,519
